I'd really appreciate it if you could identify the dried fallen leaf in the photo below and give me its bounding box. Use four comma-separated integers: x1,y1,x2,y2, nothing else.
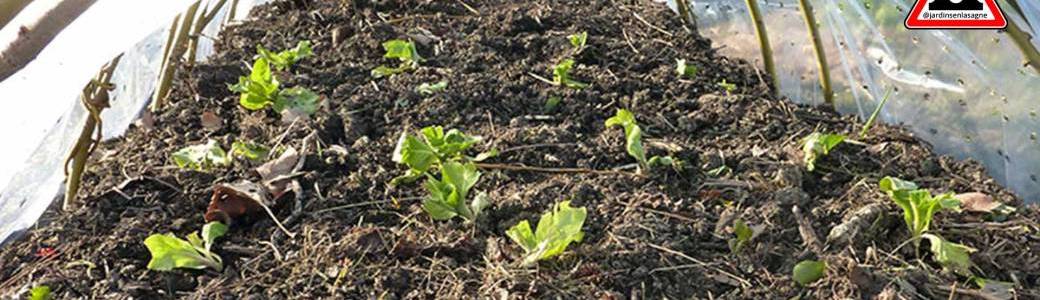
201,111,222,130
204,182,269,226
135,110,155,131
255,147,303,200
955,192,1003,213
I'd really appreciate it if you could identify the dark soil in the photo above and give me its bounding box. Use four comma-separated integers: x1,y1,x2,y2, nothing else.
2,0,1039,299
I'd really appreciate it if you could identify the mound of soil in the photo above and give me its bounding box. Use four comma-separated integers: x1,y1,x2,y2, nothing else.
2,0,1038,298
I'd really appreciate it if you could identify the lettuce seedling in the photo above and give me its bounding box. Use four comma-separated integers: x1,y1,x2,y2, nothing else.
372,39,423,78
423,161,488,221
506,201,586,266
257,40,312,71
231,141,270,161
717,79,737,95
230,57,280,111
676,59,698,79
605,109,678,173
922,233,975,276
172,139,230,171
144,221,227,271
28,285,51,300
728,219,753,254
551,59,588,89
392,126,496,184
568,31,587,54
800,132,845,171
879,177,960,241
231,42,320,114
415,80,448,95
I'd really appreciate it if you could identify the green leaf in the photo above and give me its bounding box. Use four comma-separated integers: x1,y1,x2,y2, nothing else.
507,201,587,266
568,31,587,51
544,96,562,112
392,133,438,174
880,177,960,241
422,161,483,221
144,233,222,271
801,132,845,171
28,285,51,300
275,87,320,115
373,39,421,78
551,59,588,89
922,234,976,276
171,139,230,171
231,141,270,161
718,79,737,94
232,57,281,110
792,260,827,285
416,80,448,95
257,40,312,71
201,222,227,252
675,59,698,79
605,109,648,169
729,219,753,253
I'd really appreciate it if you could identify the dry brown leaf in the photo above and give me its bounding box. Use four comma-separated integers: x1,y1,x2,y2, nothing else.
201,111,222,130
134,110,155,131
255,147,302,199
955,192,1001,213
205,182,269,226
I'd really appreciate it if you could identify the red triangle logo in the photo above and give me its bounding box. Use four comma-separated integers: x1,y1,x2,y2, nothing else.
905,0,1007,29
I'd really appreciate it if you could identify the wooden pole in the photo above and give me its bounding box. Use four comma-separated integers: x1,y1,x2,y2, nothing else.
744,0,777,92
0,0,33,30
0,0,98,82
798,0,834,106
64,54,121,211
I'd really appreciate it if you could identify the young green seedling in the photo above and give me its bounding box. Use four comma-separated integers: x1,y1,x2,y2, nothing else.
506,201,586,266
372,39,423,78
551,59,588,89
172,139,231,171
717,79,737,95
257,40,312,71
676,59,698,79
605,109,679,173
568,31,587,54
415,80,448,96
422,161,488,221
728,219,753,254
391,125,496,184
230,42,320,114
231,141,270,161
144,222,227,271
879,177,960,242
922,233,975,276
28,285,51,300
800,132,845,171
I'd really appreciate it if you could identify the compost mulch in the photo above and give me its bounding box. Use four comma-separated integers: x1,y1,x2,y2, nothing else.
2,0,1038,298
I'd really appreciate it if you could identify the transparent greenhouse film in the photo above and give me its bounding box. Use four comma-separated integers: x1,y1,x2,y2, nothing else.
0,0,264,245
676,0,1040,202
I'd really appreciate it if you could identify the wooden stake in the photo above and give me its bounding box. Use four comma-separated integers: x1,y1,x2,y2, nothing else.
64,54,122,211
798,0,834,106
744,0,777,92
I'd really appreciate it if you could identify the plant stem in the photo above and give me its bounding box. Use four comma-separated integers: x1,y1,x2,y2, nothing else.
859,88,892,138
797,0,834,106
675,0,696,27
1006,16,1040,75
743,0,776,92
0,0,33,30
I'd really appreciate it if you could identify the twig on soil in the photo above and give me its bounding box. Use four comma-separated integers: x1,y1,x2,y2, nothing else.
792,206,823,255
621,28,640,54
498,142,577,155
526,72,555,85
629,11,672,37
456,0,478,15
934,284,1003,300
474,162,644,178
312,197,422,215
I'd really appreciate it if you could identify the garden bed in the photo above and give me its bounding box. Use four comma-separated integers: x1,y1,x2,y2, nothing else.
2,0,1038,298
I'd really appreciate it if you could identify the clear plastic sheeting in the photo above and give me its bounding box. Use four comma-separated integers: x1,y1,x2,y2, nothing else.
0,0,264,245
663,0,1040,202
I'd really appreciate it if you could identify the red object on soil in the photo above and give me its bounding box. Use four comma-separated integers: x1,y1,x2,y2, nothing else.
34,247,56,259
205,184,265,226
